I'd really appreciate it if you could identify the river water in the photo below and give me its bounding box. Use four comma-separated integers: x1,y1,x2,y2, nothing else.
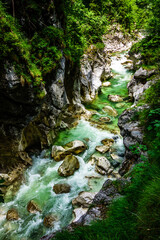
0,53,133,240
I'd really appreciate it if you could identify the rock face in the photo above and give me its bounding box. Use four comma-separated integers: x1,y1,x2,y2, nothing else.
128,67,155,105
72,179,129,226
118,106,148,175
78,45,112,103
27,200,41,214
58,155,80,177
53,183,71,194
6,209,19,221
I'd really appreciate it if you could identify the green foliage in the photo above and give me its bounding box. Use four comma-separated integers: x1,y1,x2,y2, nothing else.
0,1,42,89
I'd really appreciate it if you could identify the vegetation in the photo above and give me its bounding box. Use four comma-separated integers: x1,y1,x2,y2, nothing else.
1,0,160,239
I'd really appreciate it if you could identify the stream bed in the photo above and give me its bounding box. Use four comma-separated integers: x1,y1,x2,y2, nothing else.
0,53,133,240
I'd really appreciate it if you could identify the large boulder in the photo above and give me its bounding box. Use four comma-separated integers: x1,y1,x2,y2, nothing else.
51,146,65,162
53,183,71,194
6,209,19,221
102,106,118,117
72,192,97,208
51,140,87,162
108,95,123,102
95,157,111,175
58,155,80,177
27,200,41,214
43,214,56,228
64,140,87,154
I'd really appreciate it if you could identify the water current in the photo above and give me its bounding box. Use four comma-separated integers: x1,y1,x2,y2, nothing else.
0,53,133,240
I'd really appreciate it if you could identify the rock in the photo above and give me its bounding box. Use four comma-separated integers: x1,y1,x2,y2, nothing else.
51,140,87,162
58,155,80,177
51,146,65,162
134,67,147,80
118,106,148,175
111,153,121,162
108,95,123,102
101,138,114,146
53,183,71,194
27,200,41,214
96,157,111,174
72,208,88,223
102,81,111,87
64,140,87,155
72,179,129,227
95,145,110,153
43,214,56,228
6,209,19,221
99,117,111,123
102,106,118,117
72,192,97,208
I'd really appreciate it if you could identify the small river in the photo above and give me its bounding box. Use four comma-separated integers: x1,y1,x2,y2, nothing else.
0,53,133,240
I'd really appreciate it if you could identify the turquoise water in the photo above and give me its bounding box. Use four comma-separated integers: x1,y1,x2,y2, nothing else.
0,53,133,240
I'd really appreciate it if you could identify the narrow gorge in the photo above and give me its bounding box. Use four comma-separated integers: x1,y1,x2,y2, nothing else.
0,1,160,240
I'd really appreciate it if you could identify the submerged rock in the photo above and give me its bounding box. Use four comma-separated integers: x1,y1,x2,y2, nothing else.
72,192,97,208
27,200,41,214
6,209,19,221
53,183,71,194
43,214,56,228
58,155,80,177
108,95,123,102
102,106,118,117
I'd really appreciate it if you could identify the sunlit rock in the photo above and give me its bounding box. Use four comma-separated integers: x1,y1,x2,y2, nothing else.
53,183,71,194
51,146,65,162
108,94,123,102
72,192,97,208
102,106,118,117
95,145,110,153
58,155,80,177
6,209,19,221
64,140,87,154
51,140,87,162
102,81,111,87
27,200,41,214
72,208,88,223
95,157,111,175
